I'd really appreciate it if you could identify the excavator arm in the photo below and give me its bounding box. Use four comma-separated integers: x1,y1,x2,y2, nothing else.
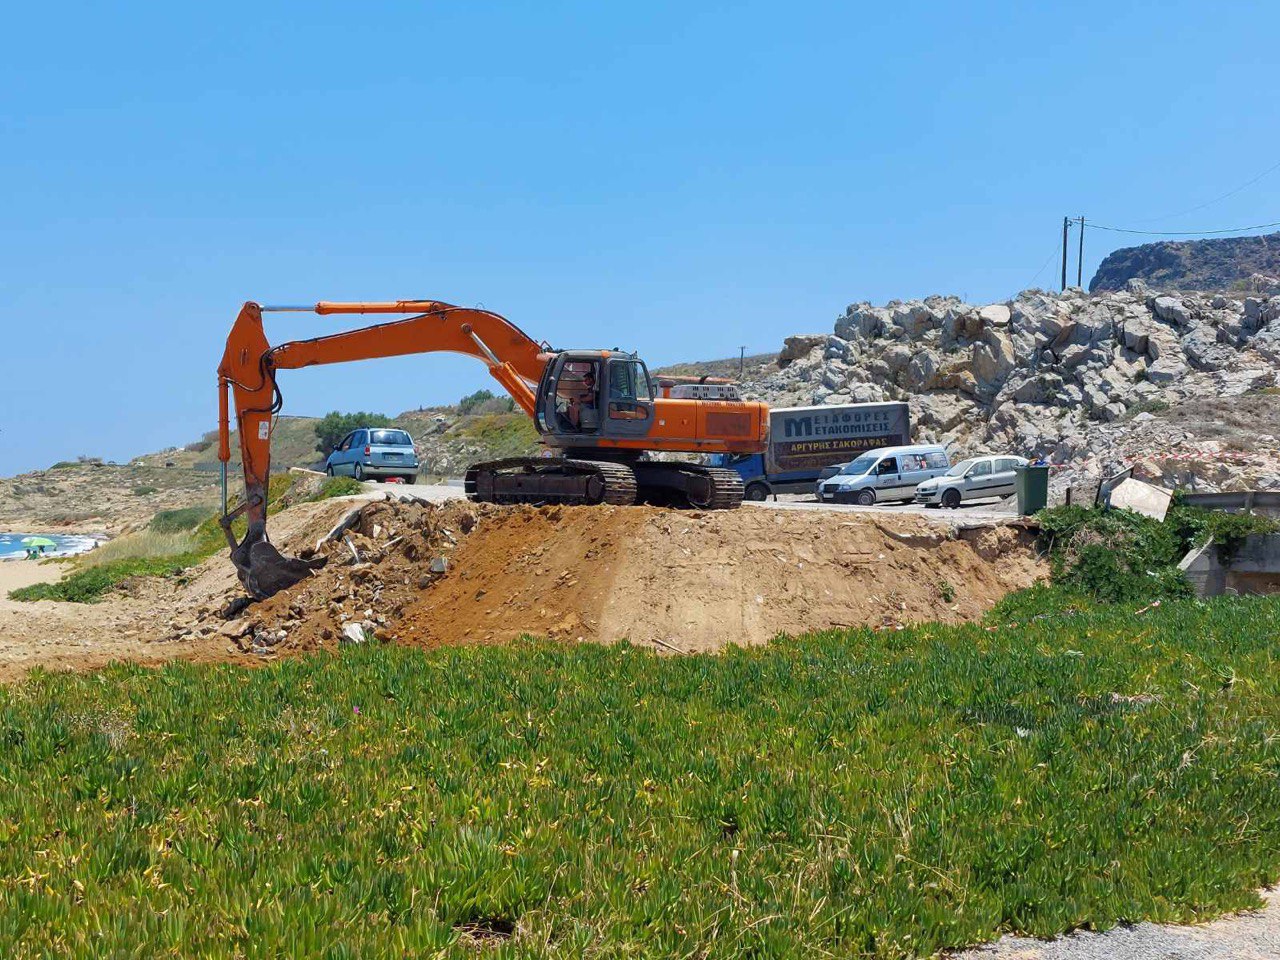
217,300,546,598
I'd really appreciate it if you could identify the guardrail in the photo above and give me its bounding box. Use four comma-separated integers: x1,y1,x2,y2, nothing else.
1176,491,1280,514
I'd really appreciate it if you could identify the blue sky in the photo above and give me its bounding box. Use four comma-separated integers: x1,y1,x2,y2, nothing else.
2,1,1277,475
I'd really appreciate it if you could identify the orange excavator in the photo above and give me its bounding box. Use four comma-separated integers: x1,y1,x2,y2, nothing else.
218,299,769,598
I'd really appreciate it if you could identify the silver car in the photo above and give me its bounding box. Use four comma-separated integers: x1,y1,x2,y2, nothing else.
324,428,419,482
914,455,1027,508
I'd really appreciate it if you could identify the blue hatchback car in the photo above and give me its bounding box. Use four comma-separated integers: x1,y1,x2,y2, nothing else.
324,428,420,482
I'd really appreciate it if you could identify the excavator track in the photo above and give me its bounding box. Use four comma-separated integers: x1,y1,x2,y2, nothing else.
631,461,744,509
465,457,638,506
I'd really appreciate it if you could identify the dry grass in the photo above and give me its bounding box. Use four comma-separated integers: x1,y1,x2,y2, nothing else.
79,529,197,568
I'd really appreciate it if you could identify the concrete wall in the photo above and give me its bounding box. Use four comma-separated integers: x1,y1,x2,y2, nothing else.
1179,533,1280,598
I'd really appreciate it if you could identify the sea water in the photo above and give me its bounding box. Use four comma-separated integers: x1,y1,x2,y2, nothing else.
0,533,99,560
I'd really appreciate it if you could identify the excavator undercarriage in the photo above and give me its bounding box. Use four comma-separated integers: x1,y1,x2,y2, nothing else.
464,457,744,509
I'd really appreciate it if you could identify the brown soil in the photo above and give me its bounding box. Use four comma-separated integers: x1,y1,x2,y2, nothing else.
153,497,1046,661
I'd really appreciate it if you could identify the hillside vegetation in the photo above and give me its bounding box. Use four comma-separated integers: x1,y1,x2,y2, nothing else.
1090,232,1280,292
1,594,1278,956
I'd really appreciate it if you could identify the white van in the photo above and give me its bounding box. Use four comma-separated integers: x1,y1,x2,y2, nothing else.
816,444,951,505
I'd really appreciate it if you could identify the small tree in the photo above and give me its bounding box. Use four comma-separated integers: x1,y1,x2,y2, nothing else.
314,411,391,454
458,389,497,415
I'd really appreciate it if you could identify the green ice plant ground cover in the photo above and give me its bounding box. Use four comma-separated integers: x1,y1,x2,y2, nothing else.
0,593,1277,958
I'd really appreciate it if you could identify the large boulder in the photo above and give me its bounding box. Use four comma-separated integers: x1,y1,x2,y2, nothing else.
889,302,939,339
835,304,887,341
1151,295,1193,327
1182,326,1236,371
777,334,825,368
978,303,1011,328
903,350,940,391
972,328,1015,393
1146,355,1188,384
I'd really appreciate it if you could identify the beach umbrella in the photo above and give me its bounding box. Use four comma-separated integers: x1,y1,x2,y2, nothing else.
20,537,57,549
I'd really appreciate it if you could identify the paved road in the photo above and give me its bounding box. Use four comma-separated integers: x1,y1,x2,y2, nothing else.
376,481,1022,527
757,492,1020,524
952,887,1279,960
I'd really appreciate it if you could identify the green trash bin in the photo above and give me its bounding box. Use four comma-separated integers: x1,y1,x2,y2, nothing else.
1014,464,1050,516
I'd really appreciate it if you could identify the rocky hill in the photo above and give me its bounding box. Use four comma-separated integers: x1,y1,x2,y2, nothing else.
746,280,1280,494
1089,232,1280,292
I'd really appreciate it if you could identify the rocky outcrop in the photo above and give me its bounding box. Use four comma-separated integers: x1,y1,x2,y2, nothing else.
745,284,1280,494
1089,232,1280,292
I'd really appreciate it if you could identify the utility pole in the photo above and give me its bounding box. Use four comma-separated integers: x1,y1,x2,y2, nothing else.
739,345,747,376
1076,216,1085,288
1061,216,1070,291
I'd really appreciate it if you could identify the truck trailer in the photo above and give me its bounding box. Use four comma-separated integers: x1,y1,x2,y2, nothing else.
709,402,911,500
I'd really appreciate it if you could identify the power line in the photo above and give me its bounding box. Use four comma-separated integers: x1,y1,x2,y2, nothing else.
1132,157,1280,223
1086,218,1280,236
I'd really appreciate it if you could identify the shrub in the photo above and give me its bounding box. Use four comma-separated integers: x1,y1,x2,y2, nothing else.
48,461,78,470
459,389,499,415
1125,398,1170,417
1035,505,1191,602
149,506,216,534
131,485,158,496
1035,503,1280,603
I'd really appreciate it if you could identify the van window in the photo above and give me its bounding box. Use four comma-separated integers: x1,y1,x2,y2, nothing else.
841,456,878,476
970,460,993,477
901,453,928,471
877,457,898,475
925,451,949,469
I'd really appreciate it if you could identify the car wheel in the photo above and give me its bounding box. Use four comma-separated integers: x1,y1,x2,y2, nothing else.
354,463,366,481
855,489,876,507
744,482,770,502
325,465,334,477
942,488,962,509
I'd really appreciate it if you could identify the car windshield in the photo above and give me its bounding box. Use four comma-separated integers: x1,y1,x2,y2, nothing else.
369,430,413,446
947,458,976,477
840,456,877,476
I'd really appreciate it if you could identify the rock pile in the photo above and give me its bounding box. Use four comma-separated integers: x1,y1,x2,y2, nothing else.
749,281,1280,493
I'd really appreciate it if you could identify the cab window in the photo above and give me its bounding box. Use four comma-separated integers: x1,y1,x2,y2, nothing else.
608,359,652,420
876,456,898,475
608,360,653,403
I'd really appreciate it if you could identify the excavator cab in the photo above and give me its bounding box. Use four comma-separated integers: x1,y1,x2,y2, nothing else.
536,350,655,444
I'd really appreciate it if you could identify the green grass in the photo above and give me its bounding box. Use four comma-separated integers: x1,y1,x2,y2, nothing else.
130,485,158,496
1,595,1279,957
8,553,202,603
309,475,365,501
453,412,539,458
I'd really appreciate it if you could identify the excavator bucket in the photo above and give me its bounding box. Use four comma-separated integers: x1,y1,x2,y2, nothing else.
229,526,327,600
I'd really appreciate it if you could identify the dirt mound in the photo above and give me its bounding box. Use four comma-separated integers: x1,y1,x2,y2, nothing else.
166,497,1045,659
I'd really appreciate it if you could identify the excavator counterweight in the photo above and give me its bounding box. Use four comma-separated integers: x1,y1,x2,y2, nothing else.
218,300,769,598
